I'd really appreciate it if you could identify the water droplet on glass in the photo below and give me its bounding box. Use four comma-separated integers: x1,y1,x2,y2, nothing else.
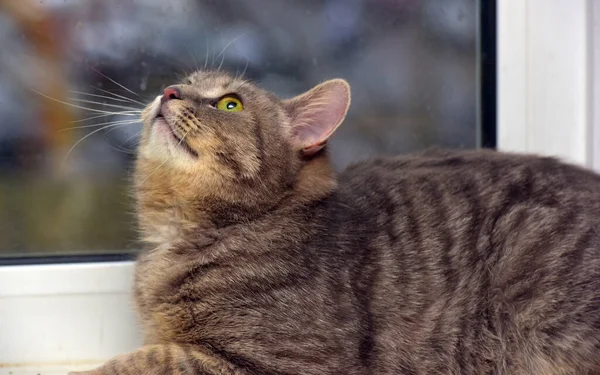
140,75,148,91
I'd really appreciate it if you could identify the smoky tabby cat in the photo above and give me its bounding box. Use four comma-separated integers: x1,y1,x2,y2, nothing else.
70,70,600,375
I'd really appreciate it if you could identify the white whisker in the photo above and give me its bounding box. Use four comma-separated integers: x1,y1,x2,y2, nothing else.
60,119,141,132
232,79,250,92
216,33,244,72
105,142,137,155
69,97,142,112
140,155,170,186
216,34,243,61
32,89,139,116
186,46,199,71
238,58,249,81
204,37,210,70
69,90,133,103
107,129,142,155
93,87,147,106
70,112,141,124
122,130,142,145
217,52,226,72
62,122,137,163
89,65,141,98
103,127,141,155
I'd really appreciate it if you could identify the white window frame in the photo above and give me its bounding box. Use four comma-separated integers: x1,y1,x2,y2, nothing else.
1,1,598,373
498,0,598,168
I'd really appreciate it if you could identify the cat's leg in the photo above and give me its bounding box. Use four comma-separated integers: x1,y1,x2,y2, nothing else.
67,344,241,375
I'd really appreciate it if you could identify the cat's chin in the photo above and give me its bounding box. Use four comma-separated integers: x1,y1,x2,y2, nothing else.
152,118,198,158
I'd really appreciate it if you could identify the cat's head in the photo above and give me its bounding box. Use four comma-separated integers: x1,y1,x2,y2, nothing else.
135,70,350,230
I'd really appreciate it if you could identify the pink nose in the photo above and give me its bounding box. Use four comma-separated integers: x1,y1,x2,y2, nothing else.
161,86,181,103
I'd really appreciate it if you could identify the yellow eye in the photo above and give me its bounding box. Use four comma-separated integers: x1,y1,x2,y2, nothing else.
216,96,243,112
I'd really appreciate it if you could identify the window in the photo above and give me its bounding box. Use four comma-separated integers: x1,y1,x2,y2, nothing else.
0,0,482,259
11,1,600,374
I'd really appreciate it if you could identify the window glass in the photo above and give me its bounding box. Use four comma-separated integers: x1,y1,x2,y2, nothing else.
0,0,478,257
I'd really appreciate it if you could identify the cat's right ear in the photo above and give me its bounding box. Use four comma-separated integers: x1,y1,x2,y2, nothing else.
282,79,351,156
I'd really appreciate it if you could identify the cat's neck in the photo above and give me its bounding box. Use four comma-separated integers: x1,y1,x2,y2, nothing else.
136,155,337,249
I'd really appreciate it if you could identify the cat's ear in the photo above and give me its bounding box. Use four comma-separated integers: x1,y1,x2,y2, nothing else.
283,79,351,156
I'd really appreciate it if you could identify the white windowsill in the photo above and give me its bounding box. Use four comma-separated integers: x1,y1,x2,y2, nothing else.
2,364,104,375
0,262,142,373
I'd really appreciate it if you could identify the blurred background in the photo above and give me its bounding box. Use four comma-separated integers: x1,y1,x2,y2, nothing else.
0,0,479,257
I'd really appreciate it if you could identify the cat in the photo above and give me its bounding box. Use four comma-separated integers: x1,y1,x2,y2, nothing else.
69,70,600,375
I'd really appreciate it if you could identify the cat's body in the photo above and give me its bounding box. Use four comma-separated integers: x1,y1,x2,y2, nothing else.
133,148,600,375
71,71,600,375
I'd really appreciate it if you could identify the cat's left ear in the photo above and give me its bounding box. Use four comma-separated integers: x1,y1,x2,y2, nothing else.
283,79,351,156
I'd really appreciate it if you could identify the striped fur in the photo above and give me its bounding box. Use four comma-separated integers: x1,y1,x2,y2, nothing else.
72,71,600,375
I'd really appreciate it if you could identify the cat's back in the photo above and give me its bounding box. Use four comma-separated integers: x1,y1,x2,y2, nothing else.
341,147,599,195
337,147,600,220
328,148,600,374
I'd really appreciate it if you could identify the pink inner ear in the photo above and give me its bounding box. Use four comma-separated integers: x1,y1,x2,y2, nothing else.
286,80,350,151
